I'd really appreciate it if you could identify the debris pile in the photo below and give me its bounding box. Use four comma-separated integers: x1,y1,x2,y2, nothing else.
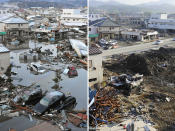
0,75,87,130
89,87,121,126
101,47,175,130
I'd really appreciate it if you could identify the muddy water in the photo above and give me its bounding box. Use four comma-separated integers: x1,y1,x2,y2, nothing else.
10,40,87,110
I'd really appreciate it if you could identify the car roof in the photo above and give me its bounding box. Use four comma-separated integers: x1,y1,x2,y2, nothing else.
46,91,64,98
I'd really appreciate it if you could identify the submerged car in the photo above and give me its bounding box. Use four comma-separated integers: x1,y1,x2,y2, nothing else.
22,85,43,105
29,62,46,73
68,66,78,77
55,96,76,111
33,91,65,115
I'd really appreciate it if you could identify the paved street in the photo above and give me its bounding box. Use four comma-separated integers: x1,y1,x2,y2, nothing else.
101,38,175,57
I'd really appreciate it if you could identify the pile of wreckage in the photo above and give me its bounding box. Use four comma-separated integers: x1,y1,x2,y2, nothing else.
0,76,87,130
89,73,144,128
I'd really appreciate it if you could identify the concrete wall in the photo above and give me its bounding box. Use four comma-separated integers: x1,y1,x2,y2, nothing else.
99,27,120,32
0,52,10,75
0,23,5,32
89,55,103,87
5,23,29,29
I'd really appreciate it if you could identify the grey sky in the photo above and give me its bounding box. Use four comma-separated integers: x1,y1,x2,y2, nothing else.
96,0,175,5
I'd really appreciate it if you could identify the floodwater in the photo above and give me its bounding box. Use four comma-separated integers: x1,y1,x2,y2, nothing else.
10,40,87,110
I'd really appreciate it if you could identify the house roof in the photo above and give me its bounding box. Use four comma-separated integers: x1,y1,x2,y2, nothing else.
0,44,10,53
2,17,28,24
89,45,102,55
99,19,119,27
89,18,107,26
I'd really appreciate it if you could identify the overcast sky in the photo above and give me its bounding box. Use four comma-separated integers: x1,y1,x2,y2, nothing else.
96,0,175,5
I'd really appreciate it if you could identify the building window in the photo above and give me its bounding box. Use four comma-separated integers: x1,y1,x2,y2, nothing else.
89,28,91,31
18,24,20,27
89,78,97,82
89,60,92,68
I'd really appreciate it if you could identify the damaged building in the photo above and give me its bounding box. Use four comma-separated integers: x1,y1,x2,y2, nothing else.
120,29,158,41
89,45,103,87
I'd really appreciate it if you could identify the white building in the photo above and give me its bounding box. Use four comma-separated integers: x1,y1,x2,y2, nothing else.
147,13,175,30
60,9,87,26
89,45,103,87
0,44,10,75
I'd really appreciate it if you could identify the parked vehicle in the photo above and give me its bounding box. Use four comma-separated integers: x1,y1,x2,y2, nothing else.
153,40,163,45
22,85,43,105
108,39,118,45
33,91,65,115
29,62,46,73
172,38,175,41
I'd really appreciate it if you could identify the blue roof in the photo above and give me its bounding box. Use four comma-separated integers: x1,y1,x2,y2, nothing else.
89,18,107,26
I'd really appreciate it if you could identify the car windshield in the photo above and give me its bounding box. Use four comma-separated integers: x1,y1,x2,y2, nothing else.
38,66,45,70
40,97,50,106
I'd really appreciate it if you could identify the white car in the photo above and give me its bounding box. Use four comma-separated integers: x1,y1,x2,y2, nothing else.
108,40,118,45
153,40,163,45
172,38,175,41
29,63,46,73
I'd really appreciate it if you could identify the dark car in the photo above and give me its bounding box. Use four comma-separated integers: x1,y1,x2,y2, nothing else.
55,96,76,111
21,85,43,105
33,91,65,115
68,66,78,78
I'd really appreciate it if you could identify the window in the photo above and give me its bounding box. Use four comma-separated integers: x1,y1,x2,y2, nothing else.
89,60,92,68
89,28,91,31
18,24,20,27
89,78,97,82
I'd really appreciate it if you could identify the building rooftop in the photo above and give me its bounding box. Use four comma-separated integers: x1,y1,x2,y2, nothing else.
2,16,28,24
99,19,120,27
89,45,102,55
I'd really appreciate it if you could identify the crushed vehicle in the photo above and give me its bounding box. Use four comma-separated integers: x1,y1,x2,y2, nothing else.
13,85,43,105
109,74,143,96
33,91,65,115
22,85,43,105
29,62,46,73
55,96,77,111
68,66,78,78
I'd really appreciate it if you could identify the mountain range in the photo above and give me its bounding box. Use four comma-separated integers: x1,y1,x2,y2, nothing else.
90,0,175,14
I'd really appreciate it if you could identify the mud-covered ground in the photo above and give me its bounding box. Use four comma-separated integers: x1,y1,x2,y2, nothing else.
103,47,175,130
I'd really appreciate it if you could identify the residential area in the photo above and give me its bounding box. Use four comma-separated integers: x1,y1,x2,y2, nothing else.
0,0,87,131
89,0,175,130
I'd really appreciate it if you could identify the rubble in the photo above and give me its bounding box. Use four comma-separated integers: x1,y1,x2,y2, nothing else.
95,47,175,130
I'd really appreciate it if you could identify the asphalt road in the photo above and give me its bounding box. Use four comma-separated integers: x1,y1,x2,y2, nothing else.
100,38,175,57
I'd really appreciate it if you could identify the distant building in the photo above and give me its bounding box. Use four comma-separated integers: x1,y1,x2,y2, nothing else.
98,19,120,40
121,29,158,41
0,16,29,38
0,44,10,75
89,45,103,87
147,13,175,32
60,9,87,25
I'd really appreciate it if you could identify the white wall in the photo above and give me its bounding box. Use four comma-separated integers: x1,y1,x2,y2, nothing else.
5,23,29,29
0,52,10,75
89,55,103,86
